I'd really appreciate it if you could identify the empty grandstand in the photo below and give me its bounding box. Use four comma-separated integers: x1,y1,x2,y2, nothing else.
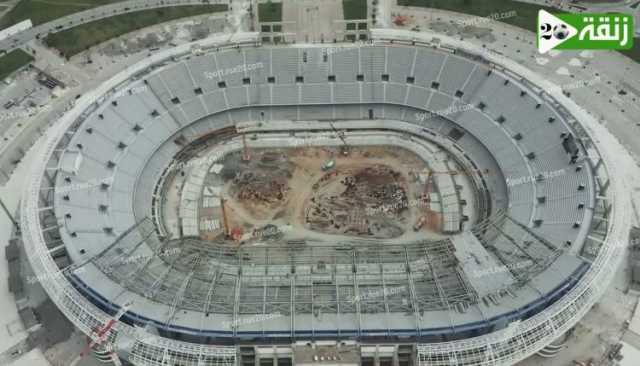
17,28,623,366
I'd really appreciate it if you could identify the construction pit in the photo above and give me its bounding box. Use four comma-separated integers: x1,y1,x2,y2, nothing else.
159,125,482,246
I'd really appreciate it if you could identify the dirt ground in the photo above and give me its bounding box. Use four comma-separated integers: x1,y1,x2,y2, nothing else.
212,144,443,242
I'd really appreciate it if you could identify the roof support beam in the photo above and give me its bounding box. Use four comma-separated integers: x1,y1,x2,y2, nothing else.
334,255,341,338
232,255,242,337
404,247,422,336
490,221,537,263
506,215,558,252
142,238,187,299
73,218,154,274
199,261,220,332
422,247,452,319
165,267,196,328
290,274,295,338
352,249,362,337
378,251,391,335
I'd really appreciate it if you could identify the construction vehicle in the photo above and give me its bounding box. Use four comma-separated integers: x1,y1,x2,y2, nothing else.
413,216,427,231
321,158,336,171
392,15,409,26
329,122,349,156
230,227,243,242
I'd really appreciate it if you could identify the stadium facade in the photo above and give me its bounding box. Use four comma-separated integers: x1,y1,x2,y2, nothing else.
19,30,626,366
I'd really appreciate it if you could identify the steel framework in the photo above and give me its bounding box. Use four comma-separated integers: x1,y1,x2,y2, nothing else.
18,31,626,366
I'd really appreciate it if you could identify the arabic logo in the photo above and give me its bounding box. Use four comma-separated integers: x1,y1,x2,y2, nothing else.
553,24,570,40
537,10,633,54
538,10,578,53
578,16,630,47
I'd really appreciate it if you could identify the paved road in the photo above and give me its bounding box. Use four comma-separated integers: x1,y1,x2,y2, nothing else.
0,0,231,55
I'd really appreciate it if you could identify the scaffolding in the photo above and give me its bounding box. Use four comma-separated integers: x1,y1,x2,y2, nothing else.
86,221,477,332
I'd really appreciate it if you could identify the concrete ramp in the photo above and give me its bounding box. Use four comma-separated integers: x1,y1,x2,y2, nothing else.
450,231,517,296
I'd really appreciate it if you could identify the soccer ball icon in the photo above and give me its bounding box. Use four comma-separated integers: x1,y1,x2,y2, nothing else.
553,24,570,40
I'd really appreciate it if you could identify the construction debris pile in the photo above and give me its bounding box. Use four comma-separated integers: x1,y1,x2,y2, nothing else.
190,143,447,244
234,171,287,203
225,151,293,206
306,165,410,238
345,167,408,216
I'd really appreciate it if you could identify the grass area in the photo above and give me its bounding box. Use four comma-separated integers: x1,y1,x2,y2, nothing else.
399,0,640,63
44,5,227,58
343,0,367,20
0,49,33,80
258,1,282,23
0,0,122,28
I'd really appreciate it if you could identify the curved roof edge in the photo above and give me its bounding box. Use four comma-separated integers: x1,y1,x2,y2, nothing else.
19,30,628,366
